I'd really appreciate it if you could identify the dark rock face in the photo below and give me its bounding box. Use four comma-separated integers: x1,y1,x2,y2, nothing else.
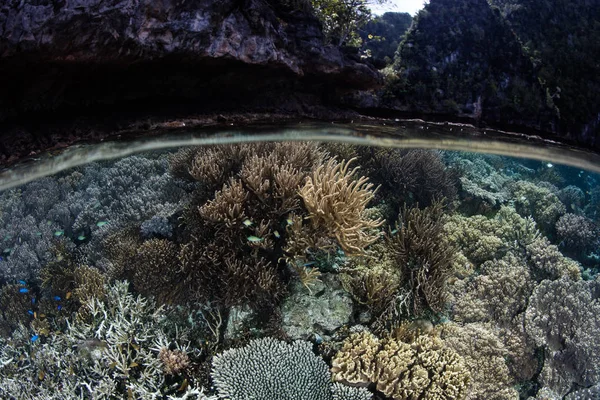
0,0,380,120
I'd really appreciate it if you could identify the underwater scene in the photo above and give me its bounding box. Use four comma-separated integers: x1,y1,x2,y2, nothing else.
1,141,600,400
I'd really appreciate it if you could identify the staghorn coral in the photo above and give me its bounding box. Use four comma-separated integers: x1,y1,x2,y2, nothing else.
524,277,600,397
555,213,598,254
440,322,520,400
0,281,207,399
211,337,369,400
331,331,470,400
388,200,455,314
300,157,383,255
72,265,106,305
130,238,181,303
199,178,248,228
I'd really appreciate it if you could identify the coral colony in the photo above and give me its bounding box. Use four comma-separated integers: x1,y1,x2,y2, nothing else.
0,142,599,399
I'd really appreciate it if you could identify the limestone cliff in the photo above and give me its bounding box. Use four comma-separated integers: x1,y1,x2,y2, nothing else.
0,0,380,120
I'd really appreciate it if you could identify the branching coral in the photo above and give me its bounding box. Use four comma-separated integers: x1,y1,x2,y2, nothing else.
511,180,566,232
331,331,470,400
525,277,600,396
300,157,383,255
555,213,598,254
525,237,581,280
373,149,458,209
212,337,370,400
387,200,455,314
451,253,534,324
0,281,206,399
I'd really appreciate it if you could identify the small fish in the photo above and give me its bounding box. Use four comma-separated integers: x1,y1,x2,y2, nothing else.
18,280,26,285
31,335,39,342
178,378,189,392
96,221,108,227
54,230,64,237
38,370,45,381
34,312,37,319
129,362,139,368
77,235,86,241
57,305,62,311
31,297,36,305
65,292,72,300
2,248,11,254
19,288,29,293
247,236,263,243
108,362,117,369
286,218,293,225
391,229,398,235
53,296,61,301
0,256,3,261
46,221,52,226
35,232,42,236
314,333,323,344
27,310,34,316
242,219,253,227
303,261,317,267
273,230,281,239
547,163,553,168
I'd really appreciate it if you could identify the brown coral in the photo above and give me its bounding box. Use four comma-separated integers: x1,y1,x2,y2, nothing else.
440,322,520,400
300,157,383,254
331,331,470,400
388,200,456,314
159,348,190,375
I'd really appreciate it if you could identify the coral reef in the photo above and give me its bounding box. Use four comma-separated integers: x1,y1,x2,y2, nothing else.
331,331,470,400
387,200,455,314
440,322,520,400
555,213,598,254
211,337,369,400
0,281,206,399
451,253,534,324
300,157,383,255
511,180,566,232
525,237,581,280
557,185,586,214
372,148,458,209
281,274,354,340
524,277,600,396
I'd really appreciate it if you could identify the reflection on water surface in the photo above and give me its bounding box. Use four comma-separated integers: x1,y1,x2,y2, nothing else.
0,123,599,399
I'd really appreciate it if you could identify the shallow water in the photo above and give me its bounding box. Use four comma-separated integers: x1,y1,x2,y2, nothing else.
0,123,599,400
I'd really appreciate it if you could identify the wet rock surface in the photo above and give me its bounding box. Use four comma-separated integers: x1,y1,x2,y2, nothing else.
0,0,380,121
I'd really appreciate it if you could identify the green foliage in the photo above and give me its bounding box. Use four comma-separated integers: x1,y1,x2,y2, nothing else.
311,0,378,46
358,12,413,67
490,0,600,136
388,0,553,126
